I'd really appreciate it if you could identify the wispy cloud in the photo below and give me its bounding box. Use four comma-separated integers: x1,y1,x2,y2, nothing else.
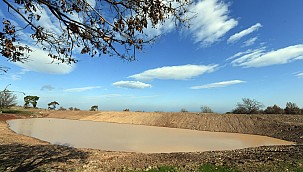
296,73,303,78
129,64,218,81
64,86,101,92
227,47,266,61
243,37,258,47
143,0,237,46
15,46,75,74
190,80,246,89
4,69,31,81
227,23,262,43
189,0,238,46
113,81,152,89
41,85,55,91
231,44,303,68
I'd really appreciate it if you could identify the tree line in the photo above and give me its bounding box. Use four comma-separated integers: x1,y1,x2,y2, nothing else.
229,98,303,115
1,87,302,115
0,87,99,112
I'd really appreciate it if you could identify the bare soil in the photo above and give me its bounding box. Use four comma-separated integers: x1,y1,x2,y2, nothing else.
1,110,303,171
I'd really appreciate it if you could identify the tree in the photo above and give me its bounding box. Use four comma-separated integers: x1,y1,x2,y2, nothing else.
90,105,98,111
24,95,40,108
1,0,191,69
180,108,188,113
232,98,264,114
200,105,213,113
48,101,59,110
0,88,17,109
284,102,301,115
264,104,284,114
68,107,74,111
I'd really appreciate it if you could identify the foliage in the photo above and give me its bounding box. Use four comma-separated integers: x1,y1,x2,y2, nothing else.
232,98,264,114
145,166,178,172
123,108,130,112
48,101,59,110
90,105,98,111
199,164,238,172
1,108,33,115
1,0,191,66
284,102,301,115
201,105,213,113
68,107,74,110
180,108,188,112
74,107,80,111
0,88,17,109
264,104,284,114
24,95,40,108
59,106,66,111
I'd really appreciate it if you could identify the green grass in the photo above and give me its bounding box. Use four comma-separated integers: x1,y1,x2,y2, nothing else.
1,108,33,115
199,164,239,172
146,166,178,172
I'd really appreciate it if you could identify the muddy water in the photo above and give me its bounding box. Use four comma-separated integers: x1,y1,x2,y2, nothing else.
8,118,293,153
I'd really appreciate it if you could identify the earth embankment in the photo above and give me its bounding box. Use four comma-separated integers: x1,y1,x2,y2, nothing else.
46,111,303,143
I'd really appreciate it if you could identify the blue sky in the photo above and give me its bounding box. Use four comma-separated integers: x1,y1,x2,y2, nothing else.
1,0,303,113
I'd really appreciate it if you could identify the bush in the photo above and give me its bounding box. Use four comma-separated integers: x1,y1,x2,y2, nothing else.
284,102,301,114
201,105,213,113
123,108,130,112
180,108,188,112
264,104,284,114
58,107,66,111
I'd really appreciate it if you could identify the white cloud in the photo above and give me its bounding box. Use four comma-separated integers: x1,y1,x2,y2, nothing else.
15,46,75,74
190,80,246,89
189,0,238,46
64,86,101,92
227,47,266,61
113,81,152,89
231,44,303,68
243,37,258,47
129,64,218,81
296,73,303,78
142,0,237,46
227,23,262,43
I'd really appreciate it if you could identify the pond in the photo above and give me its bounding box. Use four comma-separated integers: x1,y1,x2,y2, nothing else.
7,118,293,153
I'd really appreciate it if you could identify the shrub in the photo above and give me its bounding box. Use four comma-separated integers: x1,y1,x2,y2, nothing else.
180,108,188,112
264,104,284,114
201,105,213,113
284,102,301,114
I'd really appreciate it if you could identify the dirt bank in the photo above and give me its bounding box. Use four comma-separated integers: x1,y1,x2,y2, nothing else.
1,111,303,171
46,111,303,143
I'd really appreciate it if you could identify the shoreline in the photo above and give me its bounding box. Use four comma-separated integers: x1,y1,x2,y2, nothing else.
1,112,303,171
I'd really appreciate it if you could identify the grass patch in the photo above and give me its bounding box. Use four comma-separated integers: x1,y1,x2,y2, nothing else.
1,109,33,115
199,164,239,172
146,166,178,172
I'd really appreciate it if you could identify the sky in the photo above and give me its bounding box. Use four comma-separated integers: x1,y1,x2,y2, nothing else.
1,0,303,113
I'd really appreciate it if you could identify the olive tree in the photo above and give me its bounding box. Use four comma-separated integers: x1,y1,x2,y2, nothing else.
1,0,192,71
